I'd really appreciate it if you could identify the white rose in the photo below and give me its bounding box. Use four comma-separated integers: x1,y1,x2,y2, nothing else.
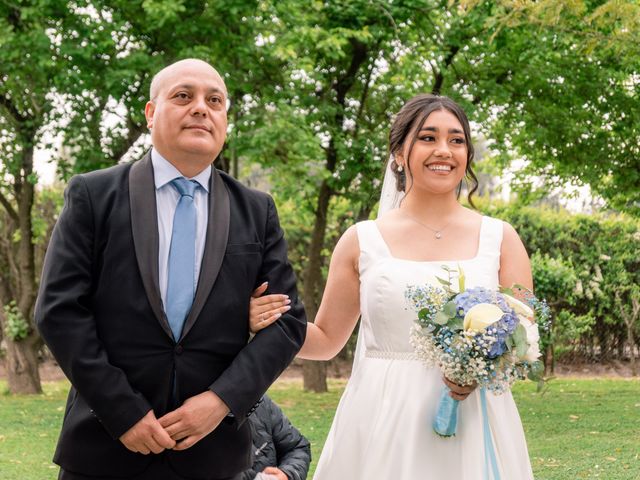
463,303,504,332
502,293,534,323
522,321,542,362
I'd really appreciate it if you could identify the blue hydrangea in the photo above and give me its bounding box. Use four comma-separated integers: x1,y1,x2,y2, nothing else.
453,287,510,316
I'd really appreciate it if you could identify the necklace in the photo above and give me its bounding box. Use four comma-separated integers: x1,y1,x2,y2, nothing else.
399,210,451,240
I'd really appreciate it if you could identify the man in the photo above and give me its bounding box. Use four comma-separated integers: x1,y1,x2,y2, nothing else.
35,59,307,480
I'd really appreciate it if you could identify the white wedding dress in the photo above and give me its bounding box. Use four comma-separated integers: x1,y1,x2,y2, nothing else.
313,216,534,480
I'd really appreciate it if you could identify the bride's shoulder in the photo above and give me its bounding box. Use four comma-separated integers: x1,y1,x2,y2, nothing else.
469,209,519,237
333,224,360,257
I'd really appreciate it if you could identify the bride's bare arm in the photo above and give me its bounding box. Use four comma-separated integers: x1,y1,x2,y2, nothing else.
249,226,361,360
298,226,361,360
499,221,533,294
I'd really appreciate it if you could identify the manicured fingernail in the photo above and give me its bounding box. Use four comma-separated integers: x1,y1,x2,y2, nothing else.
275,313,282,319
284,306,291,312
284,299,291,305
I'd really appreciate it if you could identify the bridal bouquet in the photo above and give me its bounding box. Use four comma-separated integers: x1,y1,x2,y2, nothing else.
406,266,548,437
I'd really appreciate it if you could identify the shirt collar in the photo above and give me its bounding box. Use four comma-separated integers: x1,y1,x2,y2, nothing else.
151,147,211,193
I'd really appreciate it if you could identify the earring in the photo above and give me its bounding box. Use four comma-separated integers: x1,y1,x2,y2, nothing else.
397,164,404,172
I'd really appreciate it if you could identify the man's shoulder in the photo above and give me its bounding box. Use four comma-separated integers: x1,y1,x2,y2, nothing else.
73,161,133,188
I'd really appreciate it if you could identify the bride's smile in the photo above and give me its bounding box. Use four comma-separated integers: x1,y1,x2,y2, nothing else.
398,109,469,196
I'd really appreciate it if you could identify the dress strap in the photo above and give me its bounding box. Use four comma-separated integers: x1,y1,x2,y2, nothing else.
477,216,504,257
355,220,391,262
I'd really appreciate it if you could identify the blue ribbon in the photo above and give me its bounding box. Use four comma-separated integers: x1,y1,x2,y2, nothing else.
433,386,459,437
480,388,501,480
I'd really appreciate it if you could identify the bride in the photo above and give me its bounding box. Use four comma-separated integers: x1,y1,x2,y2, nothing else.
249,94,535,479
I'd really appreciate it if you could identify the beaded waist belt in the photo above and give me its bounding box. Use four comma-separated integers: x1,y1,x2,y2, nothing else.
364,350,421,361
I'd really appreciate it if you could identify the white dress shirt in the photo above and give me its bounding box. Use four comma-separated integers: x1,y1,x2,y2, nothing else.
151,148,211,310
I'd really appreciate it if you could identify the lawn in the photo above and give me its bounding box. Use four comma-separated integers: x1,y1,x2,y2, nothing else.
1,378,638,479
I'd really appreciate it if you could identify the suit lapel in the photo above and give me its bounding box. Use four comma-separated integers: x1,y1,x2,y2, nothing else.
129,153,174,339
180,167,230,340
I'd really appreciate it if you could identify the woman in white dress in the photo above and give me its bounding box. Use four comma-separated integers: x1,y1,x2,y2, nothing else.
250,94,535,480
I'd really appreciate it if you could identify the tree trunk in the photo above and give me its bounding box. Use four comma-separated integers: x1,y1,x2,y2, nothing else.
301,179,333,393
3,144,42,394
5,332,42,394
616,292,639,377
628,334,637,377
624,298,639,377
300,39,369,392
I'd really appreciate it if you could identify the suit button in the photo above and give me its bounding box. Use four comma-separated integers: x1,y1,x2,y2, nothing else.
174,345,183,354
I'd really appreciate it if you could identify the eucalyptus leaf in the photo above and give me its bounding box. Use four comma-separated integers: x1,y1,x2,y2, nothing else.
501,286,515,296
434,312,450,325
418,308,430,321
443,301,458,317
513,324,527,343
505,336,514,350
515,338,528,358
446,317,464,331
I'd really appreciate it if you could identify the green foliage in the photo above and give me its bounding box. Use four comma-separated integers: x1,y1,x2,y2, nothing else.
464,0,640,215
3,301,30,341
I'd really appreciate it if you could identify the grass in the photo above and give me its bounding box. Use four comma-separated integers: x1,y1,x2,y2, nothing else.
1,378,639,479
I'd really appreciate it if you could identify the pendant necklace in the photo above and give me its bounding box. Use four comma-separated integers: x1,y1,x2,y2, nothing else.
399,210,451,240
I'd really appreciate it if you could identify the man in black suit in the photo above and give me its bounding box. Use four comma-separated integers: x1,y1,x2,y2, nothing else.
35,59,307,480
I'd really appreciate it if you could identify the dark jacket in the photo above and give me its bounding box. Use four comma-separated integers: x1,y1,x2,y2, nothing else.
35,153,307,479
239,396,311,480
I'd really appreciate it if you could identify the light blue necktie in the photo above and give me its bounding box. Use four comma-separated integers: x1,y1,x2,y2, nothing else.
166,177,198,341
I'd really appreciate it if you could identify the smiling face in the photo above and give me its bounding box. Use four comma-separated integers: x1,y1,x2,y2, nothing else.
397,108,469,196
145,59,228,173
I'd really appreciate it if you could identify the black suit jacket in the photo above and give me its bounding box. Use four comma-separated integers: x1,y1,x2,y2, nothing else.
35,152,307,479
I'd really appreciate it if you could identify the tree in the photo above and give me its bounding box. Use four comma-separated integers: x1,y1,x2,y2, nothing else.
461,0,640,214
0,0,118,393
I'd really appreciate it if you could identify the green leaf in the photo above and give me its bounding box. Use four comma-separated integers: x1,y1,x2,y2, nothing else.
528,361,545,381
443,301,458,317
513,323,527,343
434,312,450,325
505,336,514,351
418,308,430,322
435,276,451,287
446,317,464,331
515,338,528,358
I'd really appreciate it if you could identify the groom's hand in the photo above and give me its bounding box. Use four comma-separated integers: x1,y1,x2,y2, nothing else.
119,410,176,454
158,390,230,450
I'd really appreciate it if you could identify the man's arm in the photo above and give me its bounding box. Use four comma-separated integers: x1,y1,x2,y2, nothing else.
208,195,307,419
35,176,166,445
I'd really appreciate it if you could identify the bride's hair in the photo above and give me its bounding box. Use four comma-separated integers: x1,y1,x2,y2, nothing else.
388,94,479,207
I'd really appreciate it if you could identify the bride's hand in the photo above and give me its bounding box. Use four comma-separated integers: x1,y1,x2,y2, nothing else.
443,376,477,401
249,282,291,333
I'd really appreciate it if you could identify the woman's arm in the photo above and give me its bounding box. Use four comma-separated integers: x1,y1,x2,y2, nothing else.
249,225,362,361
499,221,533,294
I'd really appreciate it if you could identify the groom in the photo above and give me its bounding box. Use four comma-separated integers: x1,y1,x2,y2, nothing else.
35,59,307,480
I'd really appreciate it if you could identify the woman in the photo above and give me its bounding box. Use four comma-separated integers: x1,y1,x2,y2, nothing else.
250,94,534,479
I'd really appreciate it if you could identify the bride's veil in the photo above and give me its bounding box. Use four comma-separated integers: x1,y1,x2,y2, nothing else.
351,155,404,370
